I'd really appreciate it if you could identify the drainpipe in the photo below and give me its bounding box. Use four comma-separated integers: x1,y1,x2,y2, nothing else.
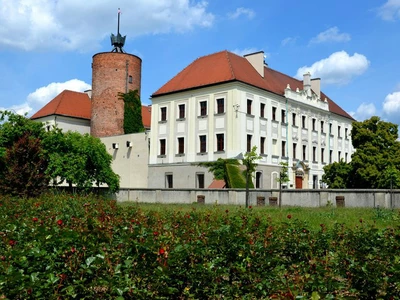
286,98,289,187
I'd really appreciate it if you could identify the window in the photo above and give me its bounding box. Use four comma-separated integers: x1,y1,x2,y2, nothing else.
216,98,224,114
321,148,325,163
199,135,207,153
166,174,173,188
247,135,252,152
329,150,333,163
197,173,205,188
321,121,324,133
302,145,307,161
260,103,265,118
256,172,262,188
281,110,286,123
272,107,277,121
216,134,224,151
178,137,184,154
178,104,185,119
247,99,252,115
293,143,297,159
160,107,167,121
200,101,207,116
302,116,306,129
312,118,316,131
345,128,348,139
160,139,166,155
260,137,266,154
128,75,133,83
313,146,316,162
292,113,296,126
272,139,277,155
282,141,286,157
329,123,333,135
338,126,341,138
338,151,341,161
345,152,348,163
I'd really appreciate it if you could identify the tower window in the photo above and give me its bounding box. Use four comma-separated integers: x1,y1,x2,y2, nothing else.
128,75,133,83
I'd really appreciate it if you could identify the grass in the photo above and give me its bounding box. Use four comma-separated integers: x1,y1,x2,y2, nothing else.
119,201,400,231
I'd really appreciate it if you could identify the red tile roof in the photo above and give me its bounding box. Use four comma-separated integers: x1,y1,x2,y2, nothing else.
152,50,353,120
208,179,226,189
31,90,91,120
31,89,152,129
141,105,152,129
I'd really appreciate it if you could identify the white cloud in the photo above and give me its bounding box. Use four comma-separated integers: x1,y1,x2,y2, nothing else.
0,0,214,51
309,27,351,44
231,48,270,59
0,103,33,116
350,103,377,121
0,79,91,117
281,37,297,46
383,91,400,124
27,79,91,107
378,0,400,21
228,7,255,19
295,51,370,85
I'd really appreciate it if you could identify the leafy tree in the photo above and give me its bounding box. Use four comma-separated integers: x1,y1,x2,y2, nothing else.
45,130,120,193
277,162,290,207
0,111,120,196
197,146,261,189
322,116,400,189
0,133,49,198
119,90,145,134
197,158,240,188
322,160,352,188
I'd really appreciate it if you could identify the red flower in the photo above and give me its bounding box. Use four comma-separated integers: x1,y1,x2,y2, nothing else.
249,206,252,209
57,219,63,226
32,217,38,222
225,210,229,213
60,274,67,281
153,231,159,236
287,214,292,219
9,240,16,247
159,248,165,255
71,247,76,253
359,218,363,223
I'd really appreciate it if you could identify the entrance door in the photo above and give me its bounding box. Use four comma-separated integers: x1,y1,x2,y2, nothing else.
296,176,303,189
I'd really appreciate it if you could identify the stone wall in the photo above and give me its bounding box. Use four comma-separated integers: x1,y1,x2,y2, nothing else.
113,188,400,208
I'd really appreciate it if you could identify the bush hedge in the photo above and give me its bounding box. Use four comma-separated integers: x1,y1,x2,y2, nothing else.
1,194,400,298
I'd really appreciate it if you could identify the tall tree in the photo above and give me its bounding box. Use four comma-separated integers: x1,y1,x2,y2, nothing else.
322,116,400,189
45,130,120,193
0,133,49,198
119,90,145,134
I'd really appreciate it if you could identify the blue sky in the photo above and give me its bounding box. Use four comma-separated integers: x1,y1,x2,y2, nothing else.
1,0,400,124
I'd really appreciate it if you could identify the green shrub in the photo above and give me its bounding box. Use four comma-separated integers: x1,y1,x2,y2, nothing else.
1,195,400,298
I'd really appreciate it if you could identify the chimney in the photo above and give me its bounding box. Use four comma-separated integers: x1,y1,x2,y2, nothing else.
303,72,311,90
244,51,265,77
311,78,321,99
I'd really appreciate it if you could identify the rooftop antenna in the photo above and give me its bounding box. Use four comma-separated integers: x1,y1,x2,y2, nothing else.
111,8,126,53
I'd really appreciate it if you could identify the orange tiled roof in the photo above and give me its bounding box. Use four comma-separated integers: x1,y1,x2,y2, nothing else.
31,90,91,120
31,89,152,128
208,179,226,189
152,50,353,120
141,105,151,129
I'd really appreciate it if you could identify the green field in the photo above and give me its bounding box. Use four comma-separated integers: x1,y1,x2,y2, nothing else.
1,193,400,299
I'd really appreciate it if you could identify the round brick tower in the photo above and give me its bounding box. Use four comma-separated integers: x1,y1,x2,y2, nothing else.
90,52,142,137
90,9,142,138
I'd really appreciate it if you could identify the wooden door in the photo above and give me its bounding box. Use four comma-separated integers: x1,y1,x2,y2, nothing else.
295,176,303,189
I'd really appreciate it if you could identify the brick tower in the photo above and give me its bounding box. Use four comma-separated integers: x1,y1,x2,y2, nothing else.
90,9,142,138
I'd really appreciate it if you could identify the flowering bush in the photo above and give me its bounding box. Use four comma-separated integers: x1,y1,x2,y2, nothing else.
1,194,400,298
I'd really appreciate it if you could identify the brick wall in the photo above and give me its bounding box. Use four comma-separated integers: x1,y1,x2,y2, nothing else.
91,52,142,138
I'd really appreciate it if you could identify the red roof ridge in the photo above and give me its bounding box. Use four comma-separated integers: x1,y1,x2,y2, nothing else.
225,50,236,79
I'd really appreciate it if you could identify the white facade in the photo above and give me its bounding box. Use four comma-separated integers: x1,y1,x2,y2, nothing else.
34,115,90,134
149,74,354,189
